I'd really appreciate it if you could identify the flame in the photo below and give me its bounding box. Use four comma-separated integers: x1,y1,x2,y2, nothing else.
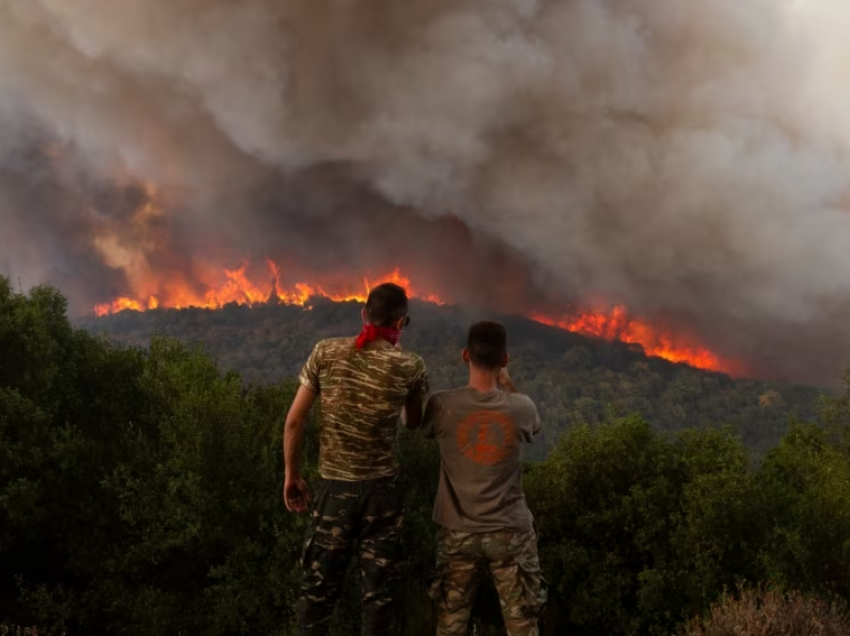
93,297,143,315
531,306,736,373
92,260,443,316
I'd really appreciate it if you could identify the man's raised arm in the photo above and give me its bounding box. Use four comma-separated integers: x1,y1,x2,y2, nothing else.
499,366,542,437
498,367,519,393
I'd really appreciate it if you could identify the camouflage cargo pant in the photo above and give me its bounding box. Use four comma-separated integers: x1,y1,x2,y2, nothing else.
296,475,404,636
428,526,547,636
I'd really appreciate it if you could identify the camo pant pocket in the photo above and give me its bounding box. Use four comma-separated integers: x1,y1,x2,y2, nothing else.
517,561,548,619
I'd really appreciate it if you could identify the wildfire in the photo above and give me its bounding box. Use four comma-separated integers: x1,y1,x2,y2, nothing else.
92,260,736,374
92,261,443,317
531,307,734,373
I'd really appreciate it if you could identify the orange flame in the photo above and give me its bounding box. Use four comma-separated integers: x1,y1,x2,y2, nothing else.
93,297,143,315
92,261,442,315
531,306,736,373
92,259,737,374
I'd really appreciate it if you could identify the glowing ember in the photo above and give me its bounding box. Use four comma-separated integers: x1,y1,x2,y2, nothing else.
92,260,737,374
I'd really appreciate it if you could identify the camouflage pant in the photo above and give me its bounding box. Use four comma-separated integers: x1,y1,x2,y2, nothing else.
428,527,547,636
296,475,404,636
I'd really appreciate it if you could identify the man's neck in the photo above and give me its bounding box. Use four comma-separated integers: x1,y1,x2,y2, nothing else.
467,366,499,393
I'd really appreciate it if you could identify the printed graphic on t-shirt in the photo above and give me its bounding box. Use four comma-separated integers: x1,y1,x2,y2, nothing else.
456,410,515,466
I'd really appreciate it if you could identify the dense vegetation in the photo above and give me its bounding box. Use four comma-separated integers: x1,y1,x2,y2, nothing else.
79,298,825,457
5,277,850,635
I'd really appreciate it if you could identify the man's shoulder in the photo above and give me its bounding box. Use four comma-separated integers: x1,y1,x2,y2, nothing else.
382,347,427,379
428,387,466,401
314,336,385,360
507,391,536,406
394,347,426,365
425,388,472,412
507,391,538,414
316,336,355,351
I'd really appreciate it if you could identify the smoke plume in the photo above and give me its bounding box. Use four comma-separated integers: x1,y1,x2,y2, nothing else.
1,0,849,385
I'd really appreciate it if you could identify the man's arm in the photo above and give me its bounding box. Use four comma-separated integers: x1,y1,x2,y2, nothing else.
421,394,440,439
498,367,519,393
499,367,542,438
403,359,430,431
530,402,542,437
283,384,317,513
403,393,423,430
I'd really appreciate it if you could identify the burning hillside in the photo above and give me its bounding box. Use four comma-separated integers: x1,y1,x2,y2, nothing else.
2,0,850,386
90,264,438,316
90,258,739,374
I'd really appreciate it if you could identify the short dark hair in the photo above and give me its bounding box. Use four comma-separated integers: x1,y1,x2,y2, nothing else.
366,283,409,327
467,321,507,369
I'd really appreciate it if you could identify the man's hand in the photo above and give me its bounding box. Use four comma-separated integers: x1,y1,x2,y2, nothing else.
283,476,311,513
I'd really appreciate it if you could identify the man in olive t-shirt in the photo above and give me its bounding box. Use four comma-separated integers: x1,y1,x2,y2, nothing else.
423,321,546,636
282,283,430,636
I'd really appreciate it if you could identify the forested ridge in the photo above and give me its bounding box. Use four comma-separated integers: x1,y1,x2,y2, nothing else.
80,296,826,456
6,277,850,635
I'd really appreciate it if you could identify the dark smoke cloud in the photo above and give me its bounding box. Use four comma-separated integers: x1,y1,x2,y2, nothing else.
0,0,849,386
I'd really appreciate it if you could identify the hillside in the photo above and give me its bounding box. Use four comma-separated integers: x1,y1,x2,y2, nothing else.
78,298,826,456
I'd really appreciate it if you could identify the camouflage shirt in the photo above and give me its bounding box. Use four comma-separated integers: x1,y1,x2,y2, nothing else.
298,336,430,481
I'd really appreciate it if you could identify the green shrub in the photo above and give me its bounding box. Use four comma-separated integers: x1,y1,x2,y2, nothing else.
526,416,763,635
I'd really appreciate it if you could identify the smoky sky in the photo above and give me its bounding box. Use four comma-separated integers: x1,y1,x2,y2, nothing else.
1,0,850,386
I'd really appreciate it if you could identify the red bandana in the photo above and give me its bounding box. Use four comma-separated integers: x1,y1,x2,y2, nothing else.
355,324,401,349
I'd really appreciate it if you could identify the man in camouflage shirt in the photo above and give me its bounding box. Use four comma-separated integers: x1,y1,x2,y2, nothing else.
423,321,547,636
283,282,430,636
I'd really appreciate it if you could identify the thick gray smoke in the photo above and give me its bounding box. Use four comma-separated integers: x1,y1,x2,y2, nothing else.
0,0,849,385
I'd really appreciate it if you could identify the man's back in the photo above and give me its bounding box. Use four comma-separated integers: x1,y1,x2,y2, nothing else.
299,336,428,481
424,386,541,532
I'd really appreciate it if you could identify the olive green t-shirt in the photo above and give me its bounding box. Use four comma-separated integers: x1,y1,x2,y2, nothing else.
423,387,541,532
298,336,429,481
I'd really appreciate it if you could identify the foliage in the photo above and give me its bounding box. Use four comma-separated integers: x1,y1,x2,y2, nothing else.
5,277,850,636
0,276,148,628
757,416,850,599
525,417,763,635
0,279,313,635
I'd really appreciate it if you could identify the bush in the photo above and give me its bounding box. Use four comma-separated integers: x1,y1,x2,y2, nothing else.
758,421,850,599
680,585,850,636
526,416,764,635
